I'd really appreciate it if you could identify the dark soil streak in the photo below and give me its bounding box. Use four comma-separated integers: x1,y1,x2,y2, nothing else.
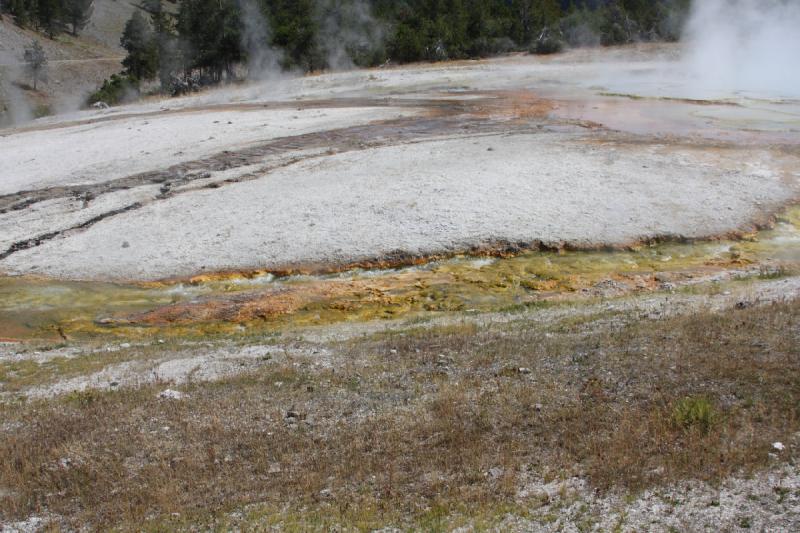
0,92,564,267
0,203,142,260
0,92,545,215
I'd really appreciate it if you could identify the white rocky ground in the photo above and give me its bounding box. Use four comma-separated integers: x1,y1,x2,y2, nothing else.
1,45,799,282
0,106,417,193
501,463,800,532
3,132,795,280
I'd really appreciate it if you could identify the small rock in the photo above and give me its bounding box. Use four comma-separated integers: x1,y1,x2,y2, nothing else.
319,488,333,499
158,389,185,400
285,410,299,419
109,381,119,387
121,241,130,249
436,354,454,366
534,403,543,412
268,463,282,474
487,467,504,479
120,342,131,349
773,442,786,451
518,367,532,375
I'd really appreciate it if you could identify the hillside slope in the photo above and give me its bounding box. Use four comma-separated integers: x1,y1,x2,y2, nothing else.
0,0,138,124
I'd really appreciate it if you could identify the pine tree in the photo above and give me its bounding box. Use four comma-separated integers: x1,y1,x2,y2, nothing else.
36,0,64,38
266,0,321,71
63,0,94,36
178,0,242,81
121,10,157,82
143,0,180,90
23,39,47,90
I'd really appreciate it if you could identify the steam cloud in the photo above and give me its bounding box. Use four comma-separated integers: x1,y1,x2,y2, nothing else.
317,0,385,71
683,0,800,98
239,0,284,81
0,51,33,126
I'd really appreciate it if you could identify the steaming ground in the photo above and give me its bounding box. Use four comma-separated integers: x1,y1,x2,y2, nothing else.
1,44,799,281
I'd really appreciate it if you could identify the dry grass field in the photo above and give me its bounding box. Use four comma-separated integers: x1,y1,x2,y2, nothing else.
2,293,798,530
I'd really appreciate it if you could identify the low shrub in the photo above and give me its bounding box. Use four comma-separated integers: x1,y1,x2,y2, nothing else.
86,74,139,107
673,396,717,433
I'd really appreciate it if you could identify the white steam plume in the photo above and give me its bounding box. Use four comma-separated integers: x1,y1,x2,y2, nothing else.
0,52,33,127
239,0,284,80
683,0,800,98
317,0,385,71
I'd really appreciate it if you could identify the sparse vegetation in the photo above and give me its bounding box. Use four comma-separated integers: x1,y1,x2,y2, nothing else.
672,396,716,433
86,73,138,106
1,297,798,529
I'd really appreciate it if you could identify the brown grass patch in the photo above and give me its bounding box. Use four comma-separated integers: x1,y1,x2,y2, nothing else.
1,300,798,529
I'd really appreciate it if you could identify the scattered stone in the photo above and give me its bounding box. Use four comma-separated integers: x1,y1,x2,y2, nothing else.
773,442,786,452
436,354,455,366
121,241,130,249
158,389,185,400
519,367,532,374
487,467,504,479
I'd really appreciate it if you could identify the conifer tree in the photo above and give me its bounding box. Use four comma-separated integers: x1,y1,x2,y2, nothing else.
23,39,47,90
63,0,94,36
121,10,157,82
